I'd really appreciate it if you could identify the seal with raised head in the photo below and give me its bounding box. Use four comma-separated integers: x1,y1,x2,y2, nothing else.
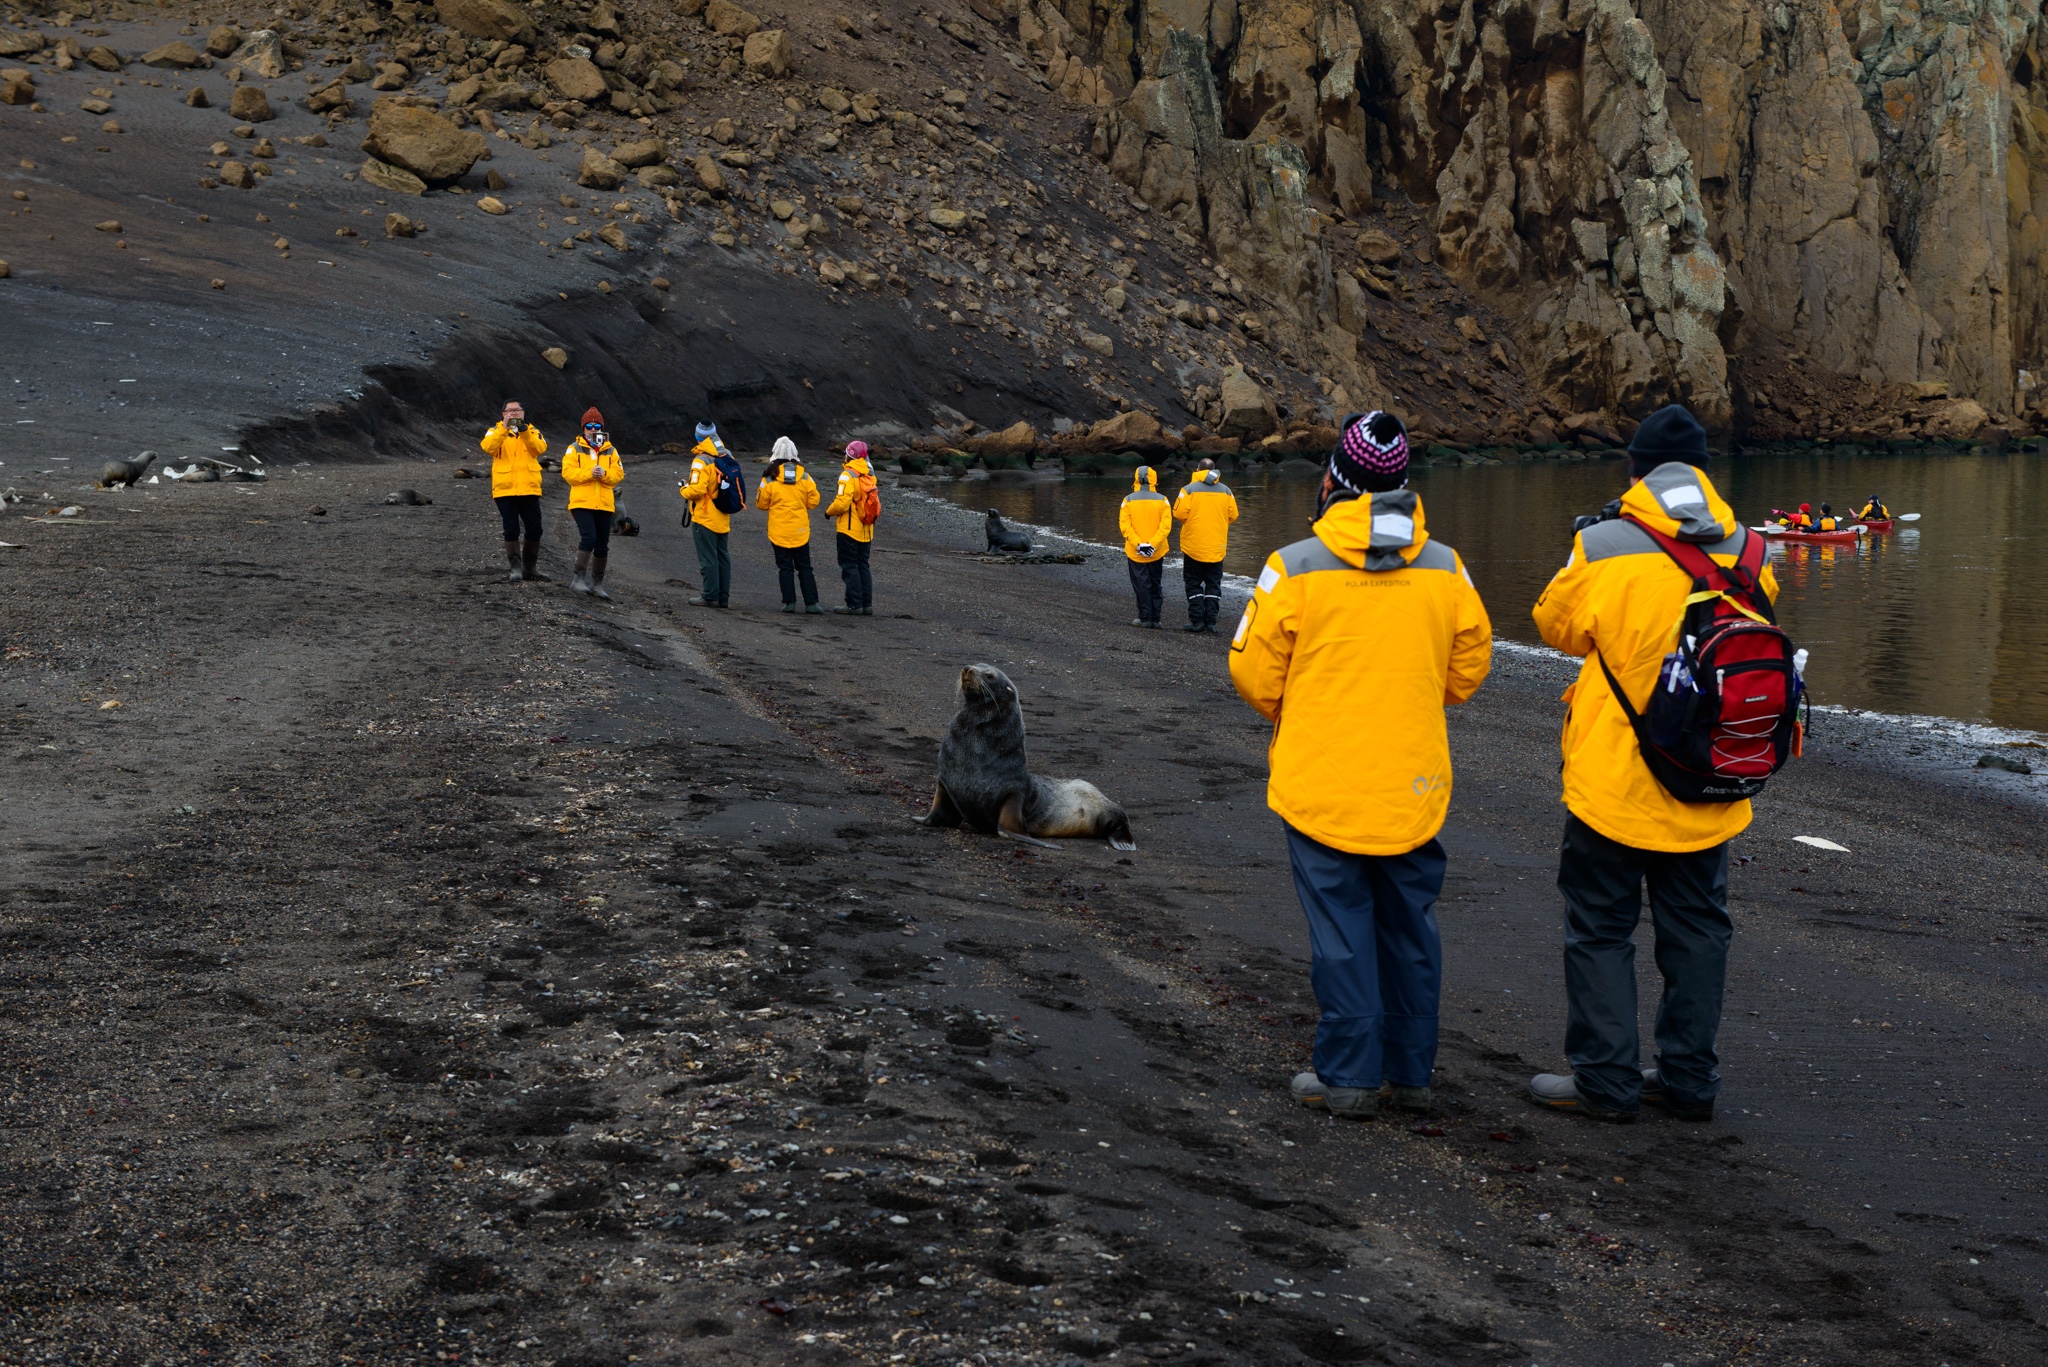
915,663,1136,850
984,509,1033,554
97,451,156,488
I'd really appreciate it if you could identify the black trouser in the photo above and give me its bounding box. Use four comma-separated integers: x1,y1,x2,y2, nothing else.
836,532,872,610
692,525,730,604
1183,555,1223,628
572,507,613,556
1127,557,1163,623
774,542,820,606
1558,814,1732,1114
495,494,542,542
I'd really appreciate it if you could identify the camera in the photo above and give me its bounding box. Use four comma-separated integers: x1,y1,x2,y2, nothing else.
506,420,524,435
1573,498,1623,534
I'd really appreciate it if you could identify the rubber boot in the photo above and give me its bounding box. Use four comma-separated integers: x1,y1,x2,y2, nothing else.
505,543,524,582
571,550,593,595
590,555,612,601
521,539,549,582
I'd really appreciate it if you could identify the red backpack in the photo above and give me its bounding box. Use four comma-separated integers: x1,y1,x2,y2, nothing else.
1596,520,1806,803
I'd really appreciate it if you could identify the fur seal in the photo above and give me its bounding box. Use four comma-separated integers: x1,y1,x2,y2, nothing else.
985,509,1033,554
385,489,432,506
614,505,640,536
96,451,156,488
915,663,1136,850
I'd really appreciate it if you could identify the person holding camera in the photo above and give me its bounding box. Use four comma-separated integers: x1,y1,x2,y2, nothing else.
681,422,746,608
758,436,824,613
1119,465,1173,628
480,400,549,582
561,407,624,600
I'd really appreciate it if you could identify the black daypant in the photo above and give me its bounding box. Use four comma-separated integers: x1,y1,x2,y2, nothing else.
496,494,543,543
1127,557,1164,624
693,525,730,604
774,543,820,606
571,508,613,556
1558,814,1732,1114
836,533,872,610
1183,556,1223,628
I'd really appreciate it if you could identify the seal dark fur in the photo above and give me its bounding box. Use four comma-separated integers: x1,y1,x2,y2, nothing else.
97,451,156,488
985,509,1033,554
915,664,1136,850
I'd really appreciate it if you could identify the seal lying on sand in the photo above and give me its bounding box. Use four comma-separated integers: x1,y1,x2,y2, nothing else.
915,663,1136,850
985,509,1033,554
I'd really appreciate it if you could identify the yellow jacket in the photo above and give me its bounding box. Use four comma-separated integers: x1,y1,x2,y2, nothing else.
1858,499,1889,520
1533,463,1781,852
826,455,877,542
1230,492,1492,856
681,438,737,534
756,464,820,547
1172,470,1239,562
1119,467,1173,562
561,437,622,512
480,421,546,498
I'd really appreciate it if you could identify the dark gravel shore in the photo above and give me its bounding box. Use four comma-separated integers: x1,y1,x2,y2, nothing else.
2,459,2044,1367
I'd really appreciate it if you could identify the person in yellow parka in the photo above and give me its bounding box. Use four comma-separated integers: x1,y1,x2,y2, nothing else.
1231,410,1492,1120
1119,465,1174,628
480,399,549,582
824,440,878,615
1528,404,1779,1125
758,436,824,614
680,422,744,609
561,406,624,601
1172,458,1239,633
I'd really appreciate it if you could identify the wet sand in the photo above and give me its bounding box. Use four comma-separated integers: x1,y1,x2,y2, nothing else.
2,458,2045,1366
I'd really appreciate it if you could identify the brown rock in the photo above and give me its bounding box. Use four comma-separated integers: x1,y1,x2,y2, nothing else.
598,224,629,251
1357,229,1402,266
1924,397,1989,440
305,81,352,115
0,74,31,106
705,0,762,36
635,164,678,188
611,137,665,168
577,148,626,190
541,346,569,369
371,62,410,91
219,161,254,188
360,157,428,195
691,153,727,194
590,0,625,36
817,86,851,114
142,41,203,69
485,169,509,191
229,85,274,122
1079,331,1115,358
709,118,736,144
1526,415,1559,446
445,75,482,106
1086,410,1160,449
84,46,122,72
0,260,11,278
226,31,285,78
544,56,607,103
96,219,122,233
439,0,537,46
205,26,240,58
361,101,486,183
1454,315,1487,345
742,29,791,77
385,212,417,238
1217,366,1277,440
0,31,45,58
476,196,508,215
185,86,209,108
963,420,1039,459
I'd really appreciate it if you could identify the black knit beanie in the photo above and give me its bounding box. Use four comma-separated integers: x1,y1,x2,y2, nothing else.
1627,404,1710,476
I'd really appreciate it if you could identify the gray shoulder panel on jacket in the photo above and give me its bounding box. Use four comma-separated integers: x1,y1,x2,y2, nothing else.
1278,537,1350,576
1580,519,1659,562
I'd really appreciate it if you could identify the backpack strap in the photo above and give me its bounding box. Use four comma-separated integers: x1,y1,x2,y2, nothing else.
1623,516,1774,622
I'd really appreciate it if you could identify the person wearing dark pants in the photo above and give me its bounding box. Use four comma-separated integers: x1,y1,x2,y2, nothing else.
757,436,823,613
1287,827,1446,1093
561,407,624,601
1231,412,1493,1120
480,400,549,582
1172,460,1238,631
1119,465,1172,627
680,425,743,608
1529,405,1779,1123
825,441,878,614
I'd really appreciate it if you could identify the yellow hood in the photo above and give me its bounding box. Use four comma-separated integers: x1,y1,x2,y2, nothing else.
1132,466,1157,492
692,437,721,459
1618,463,1737,543
1313,490,1430,571
844,455,873,476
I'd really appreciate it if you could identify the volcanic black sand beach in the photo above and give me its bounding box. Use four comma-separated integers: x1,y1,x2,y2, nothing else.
2,459,2044,1367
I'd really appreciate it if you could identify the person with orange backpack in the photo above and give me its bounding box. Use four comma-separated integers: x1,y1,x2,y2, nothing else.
826,440,880,616
1529,405,1798,1124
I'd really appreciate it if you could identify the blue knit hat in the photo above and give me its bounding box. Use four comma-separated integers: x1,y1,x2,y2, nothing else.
695,422,718,441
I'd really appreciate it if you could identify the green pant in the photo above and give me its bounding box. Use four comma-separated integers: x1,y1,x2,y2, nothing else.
692,524,730,605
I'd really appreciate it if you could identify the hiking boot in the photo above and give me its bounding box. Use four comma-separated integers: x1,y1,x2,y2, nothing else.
1131,618,1148,628
1382,1084,1433,1115
590,558,611,601
782,602,797,613
693,596,716,607
1183,622,1204,632
1528,1072,1636,1123
521,540,549,582
1641,1068,1714,1121
804,604,824,614
859,607,873,616
1291,1071,1379,1119
505,545,524,582
1143,620,1161,629
571,572,593,595
834,606,860,615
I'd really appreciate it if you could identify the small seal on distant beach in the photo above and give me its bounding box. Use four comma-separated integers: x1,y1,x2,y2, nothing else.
985,509,1033,554
915,663,1136,850
97,451,156,488
385,489,432,506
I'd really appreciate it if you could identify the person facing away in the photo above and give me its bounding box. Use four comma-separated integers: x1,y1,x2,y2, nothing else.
561,407,624,601
1790,502,1813,530
1858,494,1890,521
480,399,549,583
1119,465,1174,628
1816,502,1840,532
1172,457,1240,633
1528,403,1779,1124
680,422,743,609
824,440,879,616
1229,410,1493,1120
758,436,824,614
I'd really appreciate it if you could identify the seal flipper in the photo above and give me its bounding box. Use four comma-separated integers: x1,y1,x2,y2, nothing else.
998,793,1061,849
1104,810,1137,852
914,782,964,828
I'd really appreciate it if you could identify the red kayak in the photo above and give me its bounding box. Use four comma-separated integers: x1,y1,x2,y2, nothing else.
1856,518,1895,533
1753,524,1867,544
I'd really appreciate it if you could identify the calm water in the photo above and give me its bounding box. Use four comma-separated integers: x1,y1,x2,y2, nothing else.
933,452,2048,733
